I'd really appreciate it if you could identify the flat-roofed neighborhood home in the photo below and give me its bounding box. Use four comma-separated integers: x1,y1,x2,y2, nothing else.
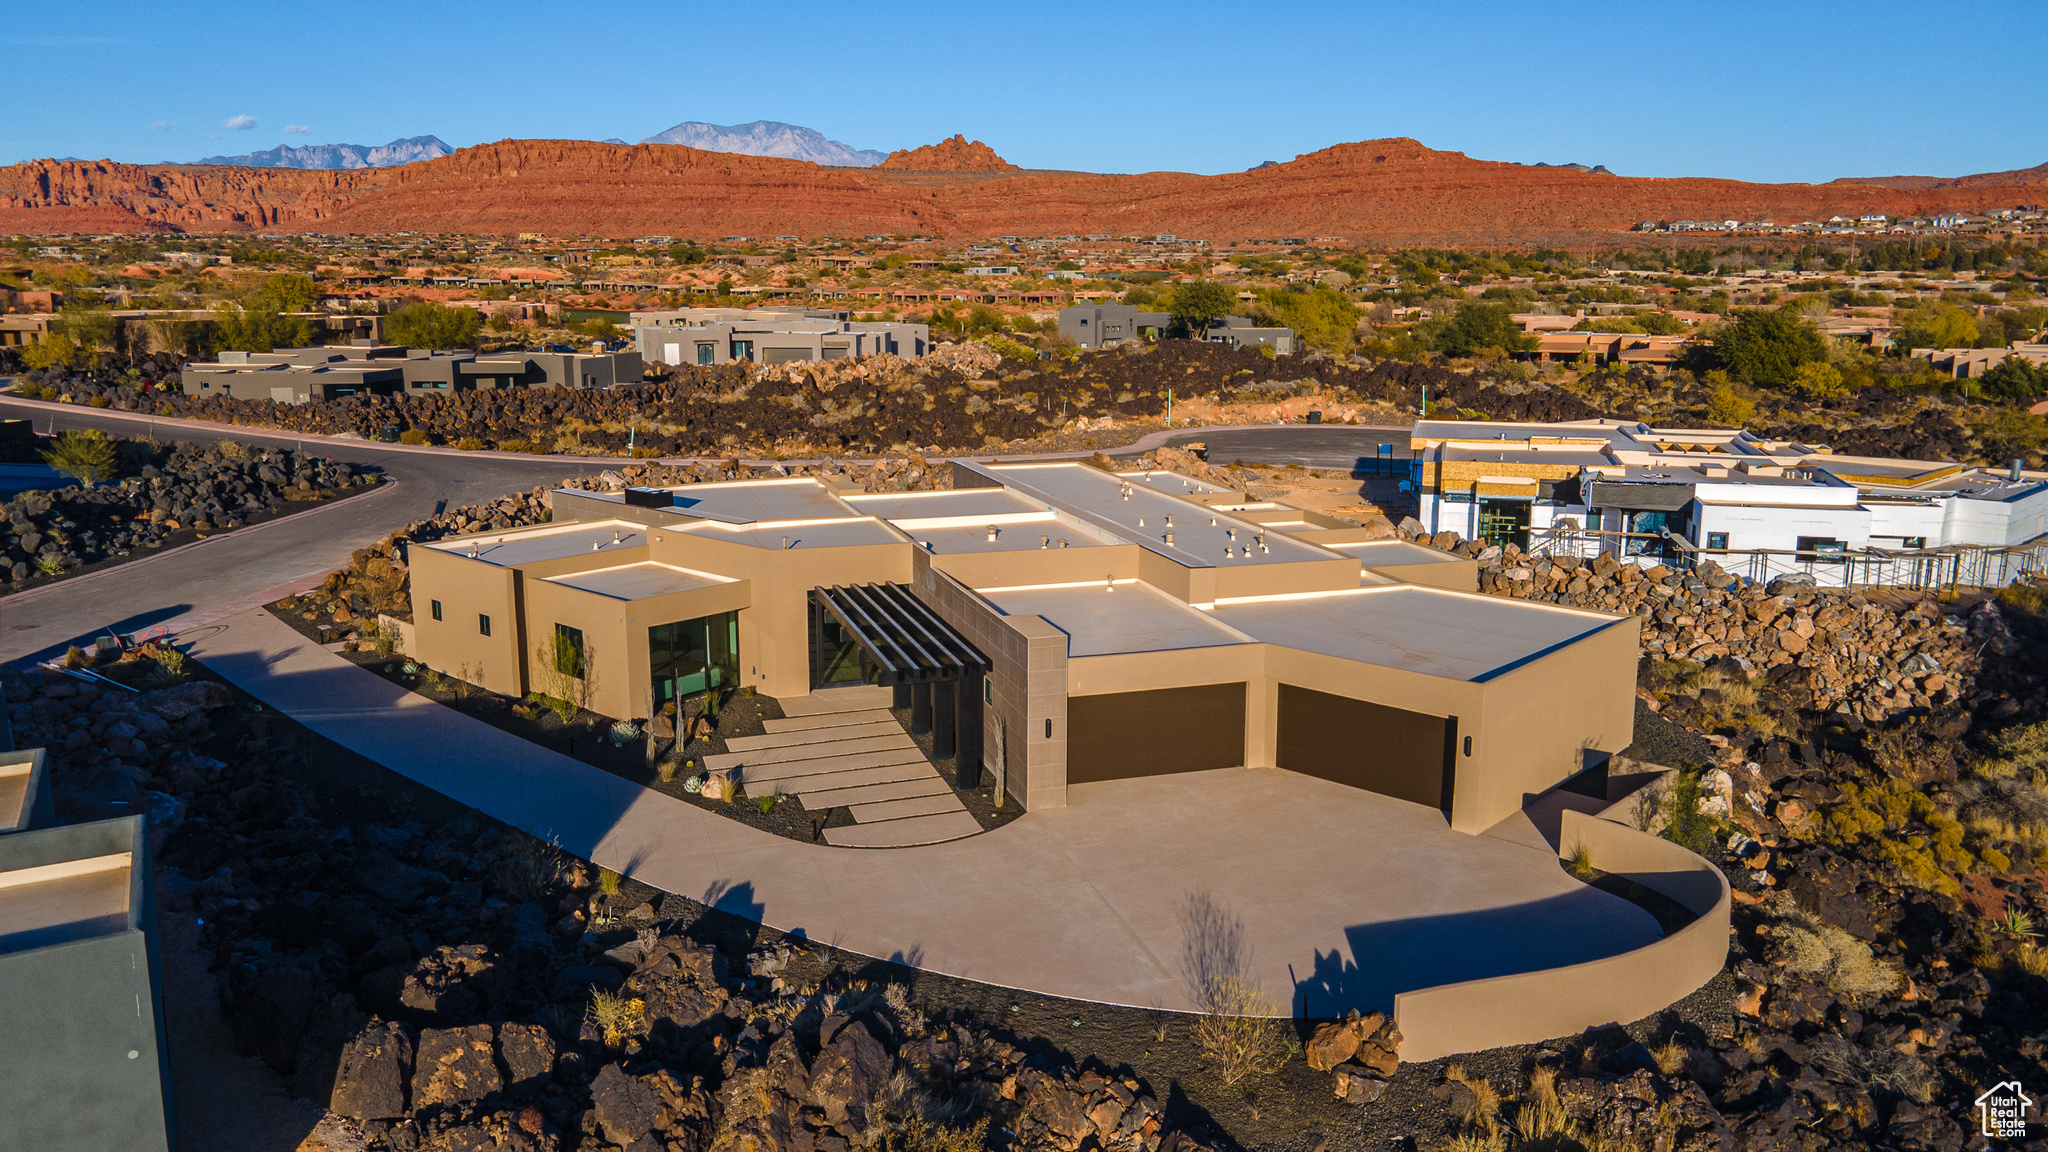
180,341,643,404
0,799,173,1152
410,462,1638,835
1057,304,1297,353
629,307,929,366
1411,419,2048,585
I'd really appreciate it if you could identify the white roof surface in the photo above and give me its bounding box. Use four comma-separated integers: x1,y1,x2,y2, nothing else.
425,521,649,566
843,488,1049,522
1209,587,1618,681
983,582,1248,657
984,462,1337,566
678,518,902,550
544,562,733,600
1332,541,1469,568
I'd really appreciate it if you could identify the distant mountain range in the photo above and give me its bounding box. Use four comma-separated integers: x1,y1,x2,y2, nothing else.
638,120,885,167
187,136,454,169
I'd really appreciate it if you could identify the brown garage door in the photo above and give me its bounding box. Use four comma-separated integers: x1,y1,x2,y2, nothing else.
1276,684,1455,813
1066,683,1246,784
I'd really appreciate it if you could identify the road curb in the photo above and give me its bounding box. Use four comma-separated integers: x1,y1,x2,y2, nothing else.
0,478,400,610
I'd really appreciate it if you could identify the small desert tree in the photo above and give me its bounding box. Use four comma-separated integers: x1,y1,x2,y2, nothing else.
532,625,596,722
43,428,119,488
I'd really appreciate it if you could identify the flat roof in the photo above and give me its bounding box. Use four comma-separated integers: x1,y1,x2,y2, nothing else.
843,488,1050,522
657,478,859,524
1332,540,1468,567
982,462,1337,566
679,517,902,550
983,582,1249,657
544,561,734,600
425,520,650,566
1209,587,1618,681
907,516,1123,555
1121,470,1242,498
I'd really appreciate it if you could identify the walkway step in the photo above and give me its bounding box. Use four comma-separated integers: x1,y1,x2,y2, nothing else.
725,720,903,751
795,776,953,808
763,709,897,734
737,751,931,786
778,686,894,717
705,732,914,770
822,809,984,848
847,793,968,822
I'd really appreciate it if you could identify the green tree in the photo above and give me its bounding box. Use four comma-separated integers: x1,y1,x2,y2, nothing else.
19,333,83,371
1712,307,1828,388
1169,281,1237,336
1892,300,1978,351
1255,286,1362,354
1432,300,1537,357
212,305,314,353
1980,356,2048,402
1793,361,1852,398
385,302,483,350
54,307,118,358
1702,374,1756,426
1636,310,1687,335
42,428,119,488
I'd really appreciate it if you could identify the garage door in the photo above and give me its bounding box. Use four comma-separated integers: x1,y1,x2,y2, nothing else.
1276,684,1455,813
1066,683,1246,784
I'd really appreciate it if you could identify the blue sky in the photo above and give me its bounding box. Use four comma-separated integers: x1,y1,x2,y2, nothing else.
4,0,2042,183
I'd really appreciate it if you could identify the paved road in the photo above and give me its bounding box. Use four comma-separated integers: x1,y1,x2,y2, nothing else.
0,397,599,665
1156,425,1415,471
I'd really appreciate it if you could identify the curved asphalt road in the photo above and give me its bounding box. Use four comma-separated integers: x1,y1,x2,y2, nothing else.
0,397,603,665
0,395,1413,665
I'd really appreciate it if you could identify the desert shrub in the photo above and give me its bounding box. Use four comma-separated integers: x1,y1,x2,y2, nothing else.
493,830,562,903
597,866,622,897
1662,767,1718,853
1771,916,1902,1002
1566,842,1596,880
977,334,1034,360
1443,1063,1504,1150
454,436,486,451
398,429,430,446
1190,975,1289,1086
42,428,119,487
585,987,646,1049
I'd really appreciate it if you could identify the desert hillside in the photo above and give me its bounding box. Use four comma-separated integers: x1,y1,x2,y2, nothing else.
0,136,2036,242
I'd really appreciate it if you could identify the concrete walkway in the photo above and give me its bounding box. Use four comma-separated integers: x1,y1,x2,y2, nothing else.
715,686,982,848
181,608,1661,1017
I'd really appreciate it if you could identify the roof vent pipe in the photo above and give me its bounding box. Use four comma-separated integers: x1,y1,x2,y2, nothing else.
781,536,790,549
1040,536,1049,548
985,525,999,542
2012,459,2024,482
1164,530,1175,544
1059,539,1069,548
1105,575,1115,592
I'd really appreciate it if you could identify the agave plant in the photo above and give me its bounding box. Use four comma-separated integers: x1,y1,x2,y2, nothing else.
608,719,640,746
1996,902,2040,944
683,775,705,794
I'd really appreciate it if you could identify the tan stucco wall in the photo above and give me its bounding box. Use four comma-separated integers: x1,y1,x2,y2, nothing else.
519,576,752,720
1392,808,1730,1061
1468,615,1640,832
1064,624,1634,834
1359,558,1478,592
411,547,526,696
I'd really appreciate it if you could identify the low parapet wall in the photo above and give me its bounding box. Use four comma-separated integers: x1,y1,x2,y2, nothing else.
1393,807,1731,1062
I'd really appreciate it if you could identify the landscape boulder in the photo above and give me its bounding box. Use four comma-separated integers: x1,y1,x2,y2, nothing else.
330,1021,416,1121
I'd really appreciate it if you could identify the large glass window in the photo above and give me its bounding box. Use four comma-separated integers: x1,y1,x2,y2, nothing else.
555,624,585,679
650,611,738,702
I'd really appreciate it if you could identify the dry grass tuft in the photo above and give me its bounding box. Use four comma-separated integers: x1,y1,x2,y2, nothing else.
1190,975,1290,1086
585,987,646,1049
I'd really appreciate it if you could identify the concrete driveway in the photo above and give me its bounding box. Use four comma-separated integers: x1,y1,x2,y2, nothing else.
185,608,1659,1018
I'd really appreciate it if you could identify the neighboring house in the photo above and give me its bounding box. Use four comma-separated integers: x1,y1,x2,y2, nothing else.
0,747,173,1152
410,462,1639,834
1203,315,1296,354
631,314,929,367
1410,418,2048,582
1915,343,2048,379
1056,304,1174,349
181,341,642,404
